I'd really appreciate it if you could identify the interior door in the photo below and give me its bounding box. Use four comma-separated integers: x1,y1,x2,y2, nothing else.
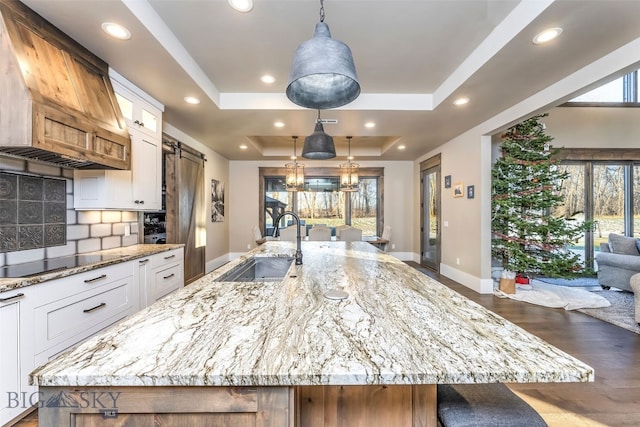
421,165,440,270
165,141,206,284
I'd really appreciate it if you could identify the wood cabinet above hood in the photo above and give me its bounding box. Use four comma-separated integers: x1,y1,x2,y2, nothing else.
0,0,130,170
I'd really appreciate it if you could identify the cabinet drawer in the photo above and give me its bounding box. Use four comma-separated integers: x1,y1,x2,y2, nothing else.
34,276,135,354
150,248,183,270
150,263,183,302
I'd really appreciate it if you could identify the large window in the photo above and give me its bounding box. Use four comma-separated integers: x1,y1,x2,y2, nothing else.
260,167,383,238
553,153,640,269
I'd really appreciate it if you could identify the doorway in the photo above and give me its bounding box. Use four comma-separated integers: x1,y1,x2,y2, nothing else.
420,155,441,271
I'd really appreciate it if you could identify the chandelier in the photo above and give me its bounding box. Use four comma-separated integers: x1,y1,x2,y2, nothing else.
340,136,359,192
285,136,305,192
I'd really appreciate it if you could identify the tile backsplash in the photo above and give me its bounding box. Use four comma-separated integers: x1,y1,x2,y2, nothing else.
0,172,67,251
0,156,140,267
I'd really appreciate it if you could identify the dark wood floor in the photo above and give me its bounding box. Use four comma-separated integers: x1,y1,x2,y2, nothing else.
13,264,640,426
410,263,640,427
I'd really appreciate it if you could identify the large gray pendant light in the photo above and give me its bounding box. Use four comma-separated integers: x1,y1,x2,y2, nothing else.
302,110,336,159
286,0,360,110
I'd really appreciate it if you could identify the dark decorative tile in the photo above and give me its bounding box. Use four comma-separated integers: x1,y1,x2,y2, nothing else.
0,174,67,252
0,173,17,199
18,225,43,250
44,224,66,246
18,201,43,224
0,225,18,251
44,202,66,223
0,200,17,224
44,178,66,202
19,175,43,201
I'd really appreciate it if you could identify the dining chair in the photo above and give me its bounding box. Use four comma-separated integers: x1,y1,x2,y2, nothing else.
308,227,332,241
278,226,298,242
340,227,362,242
253,225,266,245
335,224,350,239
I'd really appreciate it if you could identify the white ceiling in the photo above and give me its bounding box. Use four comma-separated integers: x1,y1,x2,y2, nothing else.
20,0,640,161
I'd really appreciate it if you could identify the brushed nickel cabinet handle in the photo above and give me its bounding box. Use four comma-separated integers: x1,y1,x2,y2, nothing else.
0,293,25,302
83,302,106,313
163,273,175,280
84,274,107,283
164,254,176,260
139,258,150,264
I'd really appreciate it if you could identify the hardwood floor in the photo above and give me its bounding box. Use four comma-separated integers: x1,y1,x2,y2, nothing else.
13,265,640,426
410,263,640,427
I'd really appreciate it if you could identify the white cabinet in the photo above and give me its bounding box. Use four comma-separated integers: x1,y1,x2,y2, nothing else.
32,262,138,364
0,289,35,427
137,247,184,307
73,73,163,211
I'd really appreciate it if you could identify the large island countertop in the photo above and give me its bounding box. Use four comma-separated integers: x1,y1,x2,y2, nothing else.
31,241,593,388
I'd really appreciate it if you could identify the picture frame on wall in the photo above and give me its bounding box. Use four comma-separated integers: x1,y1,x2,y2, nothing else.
467,185,475,199
453,182,464,198
444,175,452,188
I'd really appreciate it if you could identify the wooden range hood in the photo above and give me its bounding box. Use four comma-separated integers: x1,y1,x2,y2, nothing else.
0,0,130,169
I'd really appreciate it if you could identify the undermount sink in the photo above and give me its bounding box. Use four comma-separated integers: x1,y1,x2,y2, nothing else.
216,257,295,282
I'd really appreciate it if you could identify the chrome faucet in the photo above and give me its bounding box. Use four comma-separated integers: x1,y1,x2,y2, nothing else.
273,211,303,265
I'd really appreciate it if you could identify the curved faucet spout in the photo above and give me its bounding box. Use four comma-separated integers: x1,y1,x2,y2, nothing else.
273,211,303,265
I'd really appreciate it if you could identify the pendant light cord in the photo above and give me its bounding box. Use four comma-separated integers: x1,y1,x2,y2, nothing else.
319,0,325,22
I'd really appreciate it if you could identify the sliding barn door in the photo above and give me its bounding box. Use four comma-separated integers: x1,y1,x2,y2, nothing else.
165,140,206,284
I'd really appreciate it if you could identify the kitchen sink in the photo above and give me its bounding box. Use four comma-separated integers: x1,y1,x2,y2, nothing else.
215,257,295,282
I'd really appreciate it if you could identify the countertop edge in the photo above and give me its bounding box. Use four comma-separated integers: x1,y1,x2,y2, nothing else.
0,244,185,293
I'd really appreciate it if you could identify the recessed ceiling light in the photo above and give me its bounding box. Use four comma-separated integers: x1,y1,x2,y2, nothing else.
228,0,253,12
274,121,285,128
101,22,131,40
239,144,248,150
364,121,376,128
532,27,563,45
260,75,275,84
184,96,200,105
453,97,469,106
397,145,406,150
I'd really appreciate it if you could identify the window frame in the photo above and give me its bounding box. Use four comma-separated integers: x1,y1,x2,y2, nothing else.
259,167,384,237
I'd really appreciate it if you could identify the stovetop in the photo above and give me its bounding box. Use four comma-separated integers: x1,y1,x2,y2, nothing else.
0,254,124,279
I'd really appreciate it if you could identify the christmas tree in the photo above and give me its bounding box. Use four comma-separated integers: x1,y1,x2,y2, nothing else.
491,114,591,278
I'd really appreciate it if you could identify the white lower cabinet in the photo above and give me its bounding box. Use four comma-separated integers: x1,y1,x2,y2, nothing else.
0,249,185,425
0,290,35,427
138,247,184,307
33,262,137,365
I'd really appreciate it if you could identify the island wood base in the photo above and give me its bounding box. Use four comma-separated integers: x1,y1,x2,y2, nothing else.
38,384,436,427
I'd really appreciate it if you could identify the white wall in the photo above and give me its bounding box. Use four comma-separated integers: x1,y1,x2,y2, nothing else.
416,37,640,293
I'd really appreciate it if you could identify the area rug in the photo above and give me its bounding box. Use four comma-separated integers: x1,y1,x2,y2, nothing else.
577,290,639,334
536,276,599,288
494,281,610,310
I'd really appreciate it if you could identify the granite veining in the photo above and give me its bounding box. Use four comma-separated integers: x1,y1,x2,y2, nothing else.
0,244,184,293
31,241,594,387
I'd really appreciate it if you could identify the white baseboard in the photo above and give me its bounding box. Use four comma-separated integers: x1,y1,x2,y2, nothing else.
440,263,494,294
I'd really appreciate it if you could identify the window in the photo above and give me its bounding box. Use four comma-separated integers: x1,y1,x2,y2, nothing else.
259,167,383,238
566,69,639,104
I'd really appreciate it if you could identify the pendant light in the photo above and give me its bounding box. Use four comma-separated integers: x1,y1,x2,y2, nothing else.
340,136,359,192
285,136,305,192
286,0,360,110
302,110,336,159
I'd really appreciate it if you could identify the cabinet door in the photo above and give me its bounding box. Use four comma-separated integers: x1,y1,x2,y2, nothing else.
0,292,35,426
131,131,161,209
113,81,162,140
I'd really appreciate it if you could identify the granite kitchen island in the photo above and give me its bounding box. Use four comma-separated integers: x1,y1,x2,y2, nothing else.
31,242,593,426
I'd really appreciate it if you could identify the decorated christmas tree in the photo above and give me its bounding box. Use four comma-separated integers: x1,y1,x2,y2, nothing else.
491,114,591,278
